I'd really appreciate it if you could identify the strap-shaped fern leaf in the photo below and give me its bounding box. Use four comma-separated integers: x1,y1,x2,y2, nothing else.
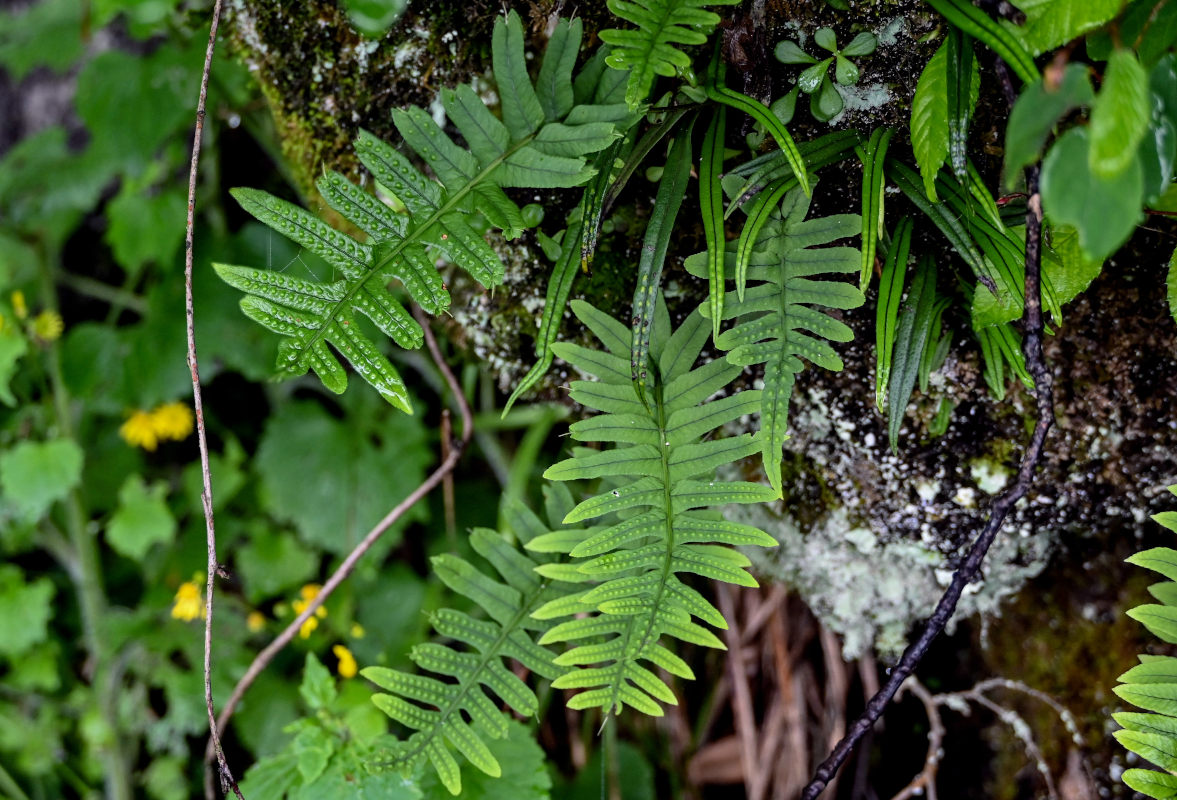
1114,486,1177,799
686,182,864,496
535,298,777,716
215,11,626,412
600,0,741,108
363,485,583,795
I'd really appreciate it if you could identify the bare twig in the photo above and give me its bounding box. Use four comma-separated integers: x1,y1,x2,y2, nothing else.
183,2,241,797
204,309,473,774
890,679,943,800
800,158,1053,798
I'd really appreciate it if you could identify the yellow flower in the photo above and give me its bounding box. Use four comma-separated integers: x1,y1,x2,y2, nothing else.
292,584,327,639
171,581,203,622
247,611,265,633
350,622,365,639
32,310,63,342
150,402,193,442
120,410,159,451
333,644,357,679
11,291,26,320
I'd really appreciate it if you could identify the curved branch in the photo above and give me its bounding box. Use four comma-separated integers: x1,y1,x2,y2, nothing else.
203,308,473,775
800,163,1053,798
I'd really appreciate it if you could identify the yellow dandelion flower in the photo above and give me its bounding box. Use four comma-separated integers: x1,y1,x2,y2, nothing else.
32,310,63,342
292,584,327,638
150,402,193,442
247,611,265,632
120,410,159,451
333,644,357,679
298,615,319,639
11,291,26,320
350,622,365,639
171,581,203,622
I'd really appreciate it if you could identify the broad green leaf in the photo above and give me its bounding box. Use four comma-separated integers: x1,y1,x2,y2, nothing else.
1130,548,1177,583
1169,244,1177,324
1005,0,1121,55
300,654,337,711
912,42,949,201
1004,64,1095,185
0,0,84,79
106,474,176,561
841,32,878,58
0,565,53,657
105,179,187,277
1090,50,1151,179
256,398,429,555
236,528,319,603
0,438,83,523
1089,0,1177,66
1041,127,1143,261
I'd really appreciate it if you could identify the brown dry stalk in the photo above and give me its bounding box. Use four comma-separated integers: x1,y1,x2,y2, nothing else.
183,1,240,796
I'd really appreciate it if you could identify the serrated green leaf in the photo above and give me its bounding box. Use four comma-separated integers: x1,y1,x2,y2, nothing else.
106,474,176,561
0,438,83,523
912,41,949,201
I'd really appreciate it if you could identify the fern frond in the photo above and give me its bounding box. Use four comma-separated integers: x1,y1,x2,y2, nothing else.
363,486,583,795
600,0,741,108
215,12,626,411
1115,486,1177,799
535,298,777,717
686,182,864,496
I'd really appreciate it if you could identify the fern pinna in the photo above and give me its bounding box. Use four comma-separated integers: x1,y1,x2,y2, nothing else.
534,298,778,716
1113,485,1177,799
363,486,584,795
686,182,864,495
600,0,741,108
214,11,625,413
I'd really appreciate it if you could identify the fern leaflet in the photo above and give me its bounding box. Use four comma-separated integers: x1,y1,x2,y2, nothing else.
215,12,626,412
363,486,583,795
600,0,741,108
686,182,864,496
1114,485,1177,799
534,298,777,716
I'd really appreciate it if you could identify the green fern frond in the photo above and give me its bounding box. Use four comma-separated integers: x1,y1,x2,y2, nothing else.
686,182,864,496
363,485,583,795
1115,486,1177,798
215,11,626,412
534,298,777,717
600,0,741,108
